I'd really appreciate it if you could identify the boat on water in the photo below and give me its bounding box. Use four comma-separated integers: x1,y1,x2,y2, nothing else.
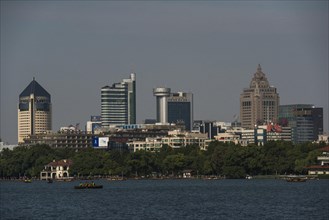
23,179,32,183
47,179,53,183
285,176,307,182
74,183,103,189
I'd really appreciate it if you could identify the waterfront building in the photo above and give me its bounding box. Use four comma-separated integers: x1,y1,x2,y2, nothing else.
162,130,207,149
307,146,329,175
279,104,323,143
128,138,163,152
153,88,193,131
18,78,52,144
101,73,136,127
40,159,73,180
128,130,208,152
218,124,291,146
240,65,279,129
23,130,93,148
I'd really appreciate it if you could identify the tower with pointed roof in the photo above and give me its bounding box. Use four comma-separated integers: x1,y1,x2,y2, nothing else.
18,78,52,143
240,65,280,128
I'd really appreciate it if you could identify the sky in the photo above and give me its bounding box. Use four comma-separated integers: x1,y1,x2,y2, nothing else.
1,1,328,144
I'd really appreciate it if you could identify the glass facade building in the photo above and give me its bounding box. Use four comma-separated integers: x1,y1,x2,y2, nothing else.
167,92,193,131
101,73,136,126
279,104,323,143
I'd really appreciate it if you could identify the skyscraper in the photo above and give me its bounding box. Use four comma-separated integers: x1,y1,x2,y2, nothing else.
279,104,323,143
167,92,193,131
153,88,193,131
18,78,52,143
240,65,280,128
101,73,136,127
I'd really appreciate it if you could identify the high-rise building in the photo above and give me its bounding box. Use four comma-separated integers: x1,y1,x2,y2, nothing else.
101,73,136,127
153,88,171,124
240,65,280,128
153,88,193,131
18,78,52,143
167,92,193,131
279,104,323,143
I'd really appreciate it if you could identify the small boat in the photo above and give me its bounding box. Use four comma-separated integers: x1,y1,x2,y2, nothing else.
285,176,307,182
23,179,32,183
47,179,53,183
74,183,103,189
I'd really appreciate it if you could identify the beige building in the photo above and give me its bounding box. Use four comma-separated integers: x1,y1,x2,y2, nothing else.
18,78,52,143
40,159,73,180
240,65,279,128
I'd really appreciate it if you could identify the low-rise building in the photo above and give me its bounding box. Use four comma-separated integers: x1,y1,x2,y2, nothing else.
128,138,163,152
307,146,329,175
23,130,93,148
128,130,208,152
40,159,73,180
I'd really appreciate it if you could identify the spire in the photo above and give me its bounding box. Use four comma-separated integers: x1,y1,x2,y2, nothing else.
257,64,262,72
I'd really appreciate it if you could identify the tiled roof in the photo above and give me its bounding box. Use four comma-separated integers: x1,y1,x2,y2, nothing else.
318,146,329,152
307,165,329,170
47,159,73,167
20,78,50,99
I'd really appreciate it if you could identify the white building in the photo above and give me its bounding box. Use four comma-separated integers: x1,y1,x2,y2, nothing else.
128,130,208,152
40,159,73,180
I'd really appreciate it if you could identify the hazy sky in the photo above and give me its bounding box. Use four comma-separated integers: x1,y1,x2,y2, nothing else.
1,1,328,144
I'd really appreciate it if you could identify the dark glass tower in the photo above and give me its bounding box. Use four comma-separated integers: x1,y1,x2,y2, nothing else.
167,92,193,131
279,104,323,143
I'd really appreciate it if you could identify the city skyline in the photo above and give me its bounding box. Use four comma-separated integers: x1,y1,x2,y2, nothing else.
1,1,328,144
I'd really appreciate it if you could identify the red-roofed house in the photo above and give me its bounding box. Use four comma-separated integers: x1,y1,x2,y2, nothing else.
40,159,73,180
307,146,329,175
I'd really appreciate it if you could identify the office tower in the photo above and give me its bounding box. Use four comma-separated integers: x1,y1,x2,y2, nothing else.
153,88,193,131
167,92,193,131
101,73,136,127
18,78,52,143
153,88,171,124
279,104,323,143
240,64,280,128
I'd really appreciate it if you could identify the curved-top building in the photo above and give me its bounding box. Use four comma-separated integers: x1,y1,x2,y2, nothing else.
240,65,280,128
18,78,52,143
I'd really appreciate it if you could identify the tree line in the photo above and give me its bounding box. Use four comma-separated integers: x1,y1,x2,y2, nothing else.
0,141,326,179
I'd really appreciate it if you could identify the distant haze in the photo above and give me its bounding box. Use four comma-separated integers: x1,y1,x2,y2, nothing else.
1,1,328,144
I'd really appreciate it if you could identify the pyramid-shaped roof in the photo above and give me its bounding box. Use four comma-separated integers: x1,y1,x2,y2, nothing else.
20,78,51,99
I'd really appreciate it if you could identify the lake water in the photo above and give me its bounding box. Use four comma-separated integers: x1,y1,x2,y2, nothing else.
1,179,328,220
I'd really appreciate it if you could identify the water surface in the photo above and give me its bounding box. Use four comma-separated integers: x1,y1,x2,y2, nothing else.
1,179,328,219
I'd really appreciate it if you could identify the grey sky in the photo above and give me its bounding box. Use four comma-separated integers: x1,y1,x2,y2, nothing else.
1,1,328,144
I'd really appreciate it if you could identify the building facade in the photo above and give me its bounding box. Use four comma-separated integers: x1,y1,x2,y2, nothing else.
24,130,93,148
153,88,193,131
101,73,136,127
40,159,73,180
240,65,279,129
279,104,323,143
18,78,52,143
167,92,193,131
